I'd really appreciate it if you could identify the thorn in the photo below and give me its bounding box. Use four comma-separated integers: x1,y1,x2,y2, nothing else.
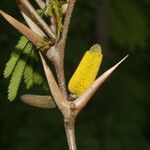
75,55,129,112
20,94,56,109
0,10,44,48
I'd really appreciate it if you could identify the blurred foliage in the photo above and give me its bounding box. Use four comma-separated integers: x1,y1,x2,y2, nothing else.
109,0,150,50
0,0,150,150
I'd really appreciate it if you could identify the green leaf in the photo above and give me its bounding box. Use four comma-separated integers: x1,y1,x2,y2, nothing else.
8,42,33,101
37,8,46,17
23,49,34,89
4,8,50,101
3,36,28,78
34,52,49,91
33,71,44,85
33,71,49,91
45,0,64,37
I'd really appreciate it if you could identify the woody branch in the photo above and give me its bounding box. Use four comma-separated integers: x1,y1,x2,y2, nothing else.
0,1,128,150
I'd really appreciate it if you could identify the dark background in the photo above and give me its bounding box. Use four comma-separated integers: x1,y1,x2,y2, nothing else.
0,0,150,149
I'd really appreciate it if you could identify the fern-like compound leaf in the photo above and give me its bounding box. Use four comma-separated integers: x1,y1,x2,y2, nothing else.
8,42,33,101
31,49,49,91
4,8,50,101
23,49,34,89
4,36,28,78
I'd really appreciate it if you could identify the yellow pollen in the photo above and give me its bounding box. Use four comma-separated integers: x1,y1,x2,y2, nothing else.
68,44,103,97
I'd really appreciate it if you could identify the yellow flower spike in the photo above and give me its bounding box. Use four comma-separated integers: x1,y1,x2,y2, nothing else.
68,44,103,98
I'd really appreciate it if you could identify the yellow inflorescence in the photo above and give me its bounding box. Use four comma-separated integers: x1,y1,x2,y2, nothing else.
68,44,103,97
